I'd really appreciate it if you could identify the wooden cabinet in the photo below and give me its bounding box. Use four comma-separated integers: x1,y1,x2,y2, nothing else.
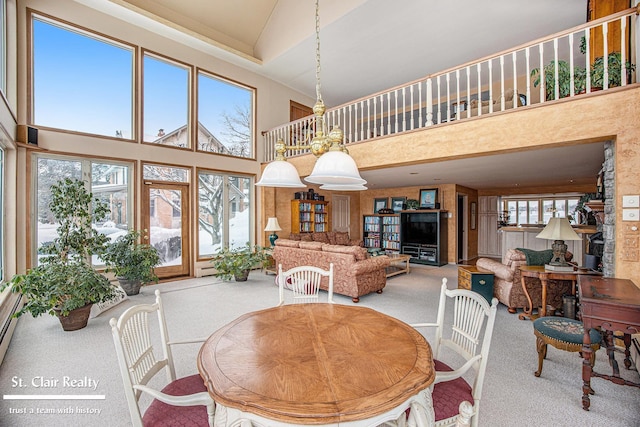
291,200,329,233
400,210,448,266
458,265,494,303
363,214,400,253
478,196,501,257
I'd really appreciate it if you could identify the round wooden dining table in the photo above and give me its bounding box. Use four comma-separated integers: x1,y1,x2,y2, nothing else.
198,303,435,426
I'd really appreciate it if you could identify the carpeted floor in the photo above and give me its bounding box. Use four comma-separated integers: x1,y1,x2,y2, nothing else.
0,264,638,427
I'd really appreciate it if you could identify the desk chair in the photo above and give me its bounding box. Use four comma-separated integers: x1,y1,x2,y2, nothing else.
411,278,498,427
278,263,334,304
110,290,214,427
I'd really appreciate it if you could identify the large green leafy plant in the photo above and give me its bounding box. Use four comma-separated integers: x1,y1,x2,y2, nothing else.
210,243,269,281
2,178,115,318
102,229,161,284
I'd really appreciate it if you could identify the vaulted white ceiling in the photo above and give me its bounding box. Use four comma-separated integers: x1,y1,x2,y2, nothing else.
79,0,601,190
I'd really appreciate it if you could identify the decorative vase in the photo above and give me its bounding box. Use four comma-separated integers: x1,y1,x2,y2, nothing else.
54,303,93,331
234,269,250,282
118,278,143,296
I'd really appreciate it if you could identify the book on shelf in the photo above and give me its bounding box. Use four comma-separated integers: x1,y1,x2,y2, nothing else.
544,264,575,272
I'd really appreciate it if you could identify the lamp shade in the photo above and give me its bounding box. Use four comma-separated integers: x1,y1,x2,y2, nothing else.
304,151,367,186
264,217,282,232
536,217,581,241
256,160,306,188
320,183,368,191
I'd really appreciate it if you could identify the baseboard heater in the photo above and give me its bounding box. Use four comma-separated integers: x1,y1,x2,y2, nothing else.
195,266,218,278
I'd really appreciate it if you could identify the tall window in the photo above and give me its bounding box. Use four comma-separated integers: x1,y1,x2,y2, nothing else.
0,0,6,96
197,171,252,258
33,155,133,266
197,70,255,158
143,53,190,146
0,148,3,281
31,15,134,138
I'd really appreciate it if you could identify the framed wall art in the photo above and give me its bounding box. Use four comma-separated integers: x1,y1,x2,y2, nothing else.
374,198,388,213
391,197,406,212
419,189,438,208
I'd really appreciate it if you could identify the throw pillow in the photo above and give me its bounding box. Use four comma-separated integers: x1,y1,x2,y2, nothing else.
516,248,554,266
288,233,301,241
335,232,350,245
326,231,337,245
311,232,329,243
300,233,313,241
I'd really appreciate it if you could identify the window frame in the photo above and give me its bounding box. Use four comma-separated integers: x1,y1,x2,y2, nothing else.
196,67,257,160
502,195,581,226
31,153,135,268
28,11,136,140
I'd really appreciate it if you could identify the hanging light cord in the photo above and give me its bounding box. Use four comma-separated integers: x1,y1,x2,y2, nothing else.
315,0,322,103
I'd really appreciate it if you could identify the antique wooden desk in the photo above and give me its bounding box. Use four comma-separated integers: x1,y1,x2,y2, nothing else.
518,265,598,320
578,275,640,411
198,303,435,426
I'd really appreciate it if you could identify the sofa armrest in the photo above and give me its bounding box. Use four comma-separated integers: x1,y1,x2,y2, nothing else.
349,239,364,247
352,256,390,275
476,258,514,282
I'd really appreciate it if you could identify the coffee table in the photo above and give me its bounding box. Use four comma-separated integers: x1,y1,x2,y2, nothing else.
386,253,411,278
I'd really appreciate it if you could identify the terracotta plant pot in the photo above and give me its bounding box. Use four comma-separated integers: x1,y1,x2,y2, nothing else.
234,269,250,282
118,278,143,296
54,303,93,331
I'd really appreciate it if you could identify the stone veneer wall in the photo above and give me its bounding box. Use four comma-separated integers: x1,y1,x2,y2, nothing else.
602,141,615,277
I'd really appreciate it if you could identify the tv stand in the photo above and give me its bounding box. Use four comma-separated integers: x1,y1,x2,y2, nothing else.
400,210,448,266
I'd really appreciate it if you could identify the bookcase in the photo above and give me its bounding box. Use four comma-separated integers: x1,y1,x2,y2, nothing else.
291,200,329,233
363,214,400,254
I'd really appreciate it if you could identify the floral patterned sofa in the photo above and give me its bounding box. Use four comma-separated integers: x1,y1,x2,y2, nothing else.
288,231,364,247
476,248,572,315
273,239,389,303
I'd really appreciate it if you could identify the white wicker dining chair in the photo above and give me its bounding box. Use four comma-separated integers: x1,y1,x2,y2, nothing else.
410,278,498,427
110,289,214,427
278,263,334,304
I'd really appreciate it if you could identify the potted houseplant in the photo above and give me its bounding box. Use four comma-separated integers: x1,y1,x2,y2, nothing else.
210,243,269,281
589,51,636,90
102,229,162,295
531,60,587,100
2,178,116,331
406,199,419,210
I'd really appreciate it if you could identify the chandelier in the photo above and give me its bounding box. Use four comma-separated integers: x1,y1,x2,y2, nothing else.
256,0,367,191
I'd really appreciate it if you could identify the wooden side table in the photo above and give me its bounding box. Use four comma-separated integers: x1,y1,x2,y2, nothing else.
458,265,494,303
386,254,411,278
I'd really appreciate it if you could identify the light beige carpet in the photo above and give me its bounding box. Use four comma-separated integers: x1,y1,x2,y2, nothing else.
0,264,638,426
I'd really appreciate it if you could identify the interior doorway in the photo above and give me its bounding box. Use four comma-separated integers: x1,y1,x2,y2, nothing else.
332,195,350,233
457,193,468,263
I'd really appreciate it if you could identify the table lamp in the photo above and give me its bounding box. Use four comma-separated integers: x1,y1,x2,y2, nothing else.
264,217,282,247
536,217,581,268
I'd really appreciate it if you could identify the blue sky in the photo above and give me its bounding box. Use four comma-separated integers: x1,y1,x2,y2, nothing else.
32,17,251,144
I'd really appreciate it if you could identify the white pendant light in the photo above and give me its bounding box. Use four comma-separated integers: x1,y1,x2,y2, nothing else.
304,150,367,185
255,159,306,188
320,183,368,191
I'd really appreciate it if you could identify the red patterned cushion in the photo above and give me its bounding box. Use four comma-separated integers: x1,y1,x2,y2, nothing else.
142,374,209,426
299,233,313,241
312,232,330,243
432,360,474,422
335,232,350,245
326,231,337,245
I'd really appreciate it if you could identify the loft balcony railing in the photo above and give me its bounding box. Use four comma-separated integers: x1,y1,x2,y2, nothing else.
263,8,638,162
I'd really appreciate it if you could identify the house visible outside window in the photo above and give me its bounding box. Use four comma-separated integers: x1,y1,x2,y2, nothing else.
33,154,133,267
197,171,252,258
504,196,580,226
197,70,255,158
31,14,134,138
143,52,190,146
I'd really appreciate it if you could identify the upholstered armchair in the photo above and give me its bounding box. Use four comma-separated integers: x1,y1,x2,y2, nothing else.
476,249,572,314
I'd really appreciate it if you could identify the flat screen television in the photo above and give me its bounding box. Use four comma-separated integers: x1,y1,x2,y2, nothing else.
401,212,438,246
